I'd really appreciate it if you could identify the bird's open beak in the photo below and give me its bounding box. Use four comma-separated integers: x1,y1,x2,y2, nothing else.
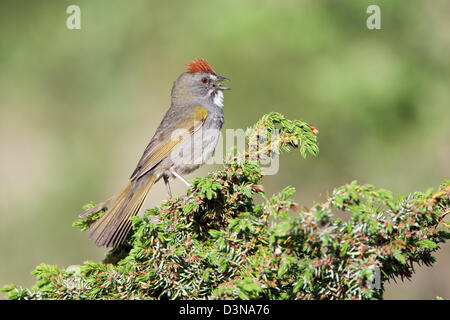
215,75,230,90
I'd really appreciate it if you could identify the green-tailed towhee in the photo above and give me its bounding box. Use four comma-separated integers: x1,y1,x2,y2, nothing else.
80,58,230,248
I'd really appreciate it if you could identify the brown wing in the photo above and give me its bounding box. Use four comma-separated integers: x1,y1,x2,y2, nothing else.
130,105,208,181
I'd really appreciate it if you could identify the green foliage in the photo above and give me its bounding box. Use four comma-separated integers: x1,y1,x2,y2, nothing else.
2,113,448,300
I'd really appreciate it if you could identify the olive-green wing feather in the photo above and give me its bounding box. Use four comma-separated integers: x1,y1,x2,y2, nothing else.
130,105,208,181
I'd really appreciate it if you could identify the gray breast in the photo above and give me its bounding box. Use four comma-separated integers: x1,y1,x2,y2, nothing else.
170,108,224,175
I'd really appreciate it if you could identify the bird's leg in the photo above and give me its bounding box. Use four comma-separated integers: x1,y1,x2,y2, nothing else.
163,175,172,198
170,168,192,188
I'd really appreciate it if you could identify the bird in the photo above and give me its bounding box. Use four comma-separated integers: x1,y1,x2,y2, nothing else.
80,58,230,248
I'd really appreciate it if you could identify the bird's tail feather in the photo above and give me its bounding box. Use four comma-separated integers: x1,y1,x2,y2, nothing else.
85,174,156,248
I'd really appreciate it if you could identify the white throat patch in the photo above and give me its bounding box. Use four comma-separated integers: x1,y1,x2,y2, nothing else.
213,90,224,107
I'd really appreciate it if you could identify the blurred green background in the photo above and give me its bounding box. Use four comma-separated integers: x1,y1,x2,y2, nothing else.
0,0,449,299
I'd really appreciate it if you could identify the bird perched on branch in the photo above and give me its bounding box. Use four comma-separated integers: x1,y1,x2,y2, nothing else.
80,58,230,248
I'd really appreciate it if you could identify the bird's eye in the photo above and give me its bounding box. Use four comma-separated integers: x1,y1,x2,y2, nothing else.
201,77,208,84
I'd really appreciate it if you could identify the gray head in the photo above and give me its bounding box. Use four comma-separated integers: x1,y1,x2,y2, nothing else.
171,58,230,107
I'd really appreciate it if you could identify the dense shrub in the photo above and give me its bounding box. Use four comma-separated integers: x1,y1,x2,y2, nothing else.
2,113,448,300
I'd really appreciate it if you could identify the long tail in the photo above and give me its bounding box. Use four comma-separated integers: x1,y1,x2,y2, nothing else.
81,174,156,248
